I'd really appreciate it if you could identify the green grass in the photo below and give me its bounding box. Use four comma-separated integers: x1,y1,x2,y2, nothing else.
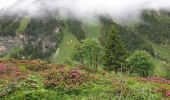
84,23,101,39
0,59,169,100
52,23,101,64
153,59,169,77
16,17,30,33
2,46,22,60
52,23,78,64
151,43,170,62
146,41,170,77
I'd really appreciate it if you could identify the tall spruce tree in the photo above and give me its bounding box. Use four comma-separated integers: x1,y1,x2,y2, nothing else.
103,24,127,73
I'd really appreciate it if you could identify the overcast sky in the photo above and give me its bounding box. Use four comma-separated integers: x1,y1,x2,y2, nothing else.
0,0,170,21
0,0,17,9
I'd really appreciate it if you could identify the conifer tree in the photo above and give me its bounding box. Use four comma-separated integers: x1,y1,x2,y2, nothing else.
103,24,127,73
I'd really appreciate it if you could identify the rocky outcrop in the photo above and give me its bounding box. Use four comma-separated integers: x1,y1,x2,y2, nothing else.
0,35,26,55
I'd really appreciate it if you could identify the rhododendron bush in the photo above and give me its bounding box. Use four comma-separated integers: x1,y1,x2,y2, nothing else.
0,63,21,78
0,59,170,99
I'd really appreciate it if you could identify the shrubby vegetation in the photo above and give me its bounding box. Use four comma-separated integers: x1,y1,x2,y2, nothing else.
0,16,20,36
72,39,102,70
127,50,155,77
0,59,170,100
67,19,86,41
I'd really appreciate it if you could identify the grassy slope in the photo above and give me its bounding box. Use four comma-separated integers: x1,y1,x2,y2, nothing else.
16,17,30,33
152,43,170,62
84,23,101,39
52,23,101,64
53,21,170,70
139,36,170,77
152,43,170,77
52,23,78,63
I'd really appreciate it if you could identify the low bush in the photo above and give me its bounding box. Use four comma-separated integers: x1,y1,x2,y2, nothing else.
127,50,155,77
0,75,42,98
0,63,22,79
128,83,162,100
43,67,88,92
25,63,50,72
3,89,66,100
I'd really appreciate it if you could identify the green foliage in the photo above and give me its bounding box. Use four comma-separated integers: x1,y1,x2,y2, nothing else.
99,17,113,46
17,18,64,60
0,16,65,60
1,59,170,99
72,39,102,69
52,23,79,63
0,75,43,98
127,83,162,100
43,67,88,93
151,43,170,62
25,17,58,35
137,10,170,44
67,19,86,41
16,17,30,33
99,17,155,56
85,23,101,38
0,16,20,36
18,65,27,73
164,64,170,80
25,63,50,72
3,89,65,100
2,46,22,60
127,50,155,77
103,24,127,73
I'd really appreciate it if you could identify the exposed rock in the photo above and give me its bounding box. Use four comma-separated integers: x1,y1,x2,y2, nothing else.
0,34,26,55
0,46,6,52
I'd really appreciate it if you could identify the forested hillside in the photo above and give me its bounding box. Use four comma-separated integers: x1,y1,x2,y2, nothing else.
0,10,169,62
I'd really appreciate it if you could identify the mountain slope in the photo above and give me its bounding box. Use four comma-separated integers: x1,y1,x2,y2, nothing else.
0,10,169,63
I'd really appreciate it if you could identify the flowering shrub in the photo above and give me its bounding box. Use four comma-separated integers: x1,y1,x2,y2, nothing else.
153,86,170,98
43,67,88,90
0,63,29,97
139,77,170,84
112,79,133,98
0,64,6,71
0,63,21,78
165,91,170,97
25,63,50,72
154,86,168,94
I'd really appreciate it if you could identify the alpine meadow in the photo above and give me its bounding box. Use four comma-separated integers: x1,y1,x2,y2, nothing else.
0,0,170,100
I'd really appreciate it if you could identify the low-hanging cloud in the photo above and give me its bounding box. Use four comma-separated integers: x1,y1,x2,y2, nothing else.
0,0,170,21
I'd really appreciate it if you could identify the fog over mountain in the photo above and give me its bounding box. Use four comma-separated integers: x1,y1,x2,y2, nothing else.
0,0,170,21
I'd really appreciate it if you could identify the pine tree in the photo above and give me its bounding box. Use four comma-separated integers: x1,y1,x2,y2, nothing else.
103,24,127,73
